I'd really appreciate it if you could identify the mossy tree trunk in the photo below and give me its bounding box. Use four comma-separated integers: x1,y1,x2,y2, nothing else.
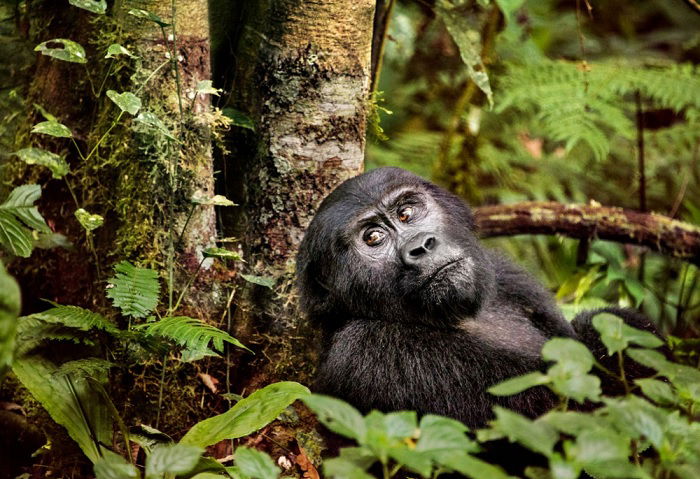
221,0,376,385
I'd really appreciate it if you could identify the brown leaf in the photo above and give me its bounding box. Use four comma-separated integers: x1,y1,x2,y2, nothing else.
198,373,219,393
295,447,320,479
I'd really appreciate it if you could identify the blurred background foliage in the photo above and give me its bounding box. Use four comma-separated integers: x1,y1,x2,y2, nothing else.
368,0,700,342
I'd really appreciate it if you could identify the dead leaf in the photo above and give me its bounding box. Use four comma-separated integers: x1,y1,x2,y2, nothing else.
198,373,219,393
295,447,320,479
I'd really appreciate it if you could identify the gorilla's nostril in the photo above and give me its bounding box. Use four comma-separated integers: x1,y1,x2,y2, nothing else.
409,246,426,257
424,236,436,250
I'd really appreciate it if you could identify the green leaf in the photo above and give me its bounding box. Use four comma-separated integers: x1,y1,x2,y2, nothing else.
29,304,118,334
488,371,550,396
134,112,175,140
145,444,203,479
222,108,255,130
539,411,609,436
416,414,478,456
75,208,104,232
0,211,33,257
180,382,309,447
127,9,170,27
495,0,525,25
568,428,630,465
106,90,142,116
54,358,114,380
323,457,375,479
138,316,252,357
387,447,432,477
440,452,511,479
592,313,664,355
384,411,417,438
635,378,677,405
234,447,280,479
94,450,140,479
0,261,20,383
240,274,275,289
69,0,107,14
35,38,87,63
195,80,220,96
13,147,69,178
489,407,558,457
32,120,73,138
191,194,236,206
542,338,601,403
0,184,50,232
105,43,135,59
106,261,160,318
12,354,113,463
602,397,665,448
302,394,366,441
203,247,243,261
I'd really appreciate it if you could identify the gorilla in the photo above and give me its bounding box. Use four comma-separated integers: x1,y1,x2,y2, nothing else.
296,167,655,428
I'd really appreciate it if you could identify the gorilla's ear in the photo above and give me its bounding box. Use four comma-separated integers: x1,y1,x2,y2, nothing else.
296,250,334,320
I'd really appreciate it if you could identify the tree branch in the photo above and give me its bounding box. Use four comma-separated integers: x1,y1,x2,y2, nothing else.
474,202,700,266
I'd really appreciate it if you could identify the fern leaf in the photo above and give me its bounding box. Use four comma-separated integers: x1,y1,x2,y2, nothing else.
15,317,95,355
30,304,119,333
138,316,252,360
106,261,160,318
54,358,113,381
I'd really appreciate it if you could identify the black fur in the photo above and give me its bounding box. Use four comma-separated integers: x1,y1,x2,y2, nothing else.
296,167,655,428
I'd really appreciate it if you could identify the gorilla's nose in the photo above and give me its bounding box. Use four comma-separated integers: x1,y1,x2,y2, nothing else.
401,232,439,266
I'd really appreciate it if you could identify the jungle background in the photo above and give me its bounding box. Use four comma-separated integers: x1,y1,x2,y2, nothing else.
0,0,699,478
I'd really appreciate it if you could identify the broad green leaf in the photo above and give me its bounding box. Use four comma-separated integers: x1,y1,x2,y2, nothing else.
323,457,374,479
145,444,203,479
568,428,630,464
75,208,104,232
383,411,417,439
105,43,135,59
0,184,50,232
94,450,140,479
12,354,113,463
134,112,175,140
592,313,663,355
180,382,309,447
387,447,432,477
542,338,601,402
106,90,142,116
240,274,275,289
69,0,107,14
203,247,243,261
602,397,665,448
222,108,255,130
13,147,69,178
539,411,609,436
635,378,677,405
416,414,478,455
191,194,236,206
0,211,33,257
195,80,220,96
302,394,366,441
106,261,160,318
35,38,87,63
234,447,279,479
0,261,20,383
32,120,72,138
440,452,511,479
127,9,170,27
542,338,595,372
488,371,550,396
489,407,558,457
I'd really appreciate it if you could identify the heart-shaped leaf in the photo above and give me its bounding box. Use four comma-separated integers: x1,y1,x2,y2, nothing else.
105,43,135,59
32,121,73,138
74,208,104,232
35,39,87,64
107,90,142,116
69,0,107,14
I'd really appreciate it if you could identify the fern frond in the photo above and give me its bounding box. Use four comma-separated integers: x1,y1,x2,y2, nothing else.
106,261,160,318
54,358,113,381
138,316,252,360
16,317,95,355
31,304,118,333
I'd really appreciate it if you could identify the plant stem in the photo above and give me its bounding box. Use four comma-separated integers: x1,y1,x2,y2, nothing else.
155,354,168,428
172,257,205,313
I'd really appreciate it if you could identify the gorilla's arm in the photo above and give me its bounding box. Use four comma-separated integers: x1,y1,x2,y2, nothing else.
487,251,577,339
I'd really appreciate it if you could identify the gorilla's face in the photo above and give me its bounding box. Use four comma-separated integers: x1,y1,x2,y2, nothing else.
297,168,495,326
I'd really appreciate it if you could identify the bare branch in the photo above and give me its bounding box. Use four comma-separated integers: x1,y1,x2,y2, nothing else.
474,202,700,266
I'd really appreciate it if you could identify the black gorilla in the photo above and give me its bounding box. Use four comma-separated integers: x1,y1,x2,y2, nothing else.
296,167,651,428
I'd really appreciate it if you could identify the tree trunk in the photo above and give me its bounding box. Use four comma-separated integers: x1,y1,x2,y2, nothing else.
224,0,376,385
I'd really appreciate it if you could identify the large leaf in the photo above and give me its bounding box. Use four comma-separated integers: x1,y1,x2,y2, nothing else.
32,120,73,138
13,147,69,178
35,38,87,63
0,261,20,383
69,0,107,14
12,354,113,463
145,444,203,479
180,382,309,447
94,450,140,479
1,184,50,232
0,211,33,257
106,261,160,318
302,394,367,441
234,447,280,479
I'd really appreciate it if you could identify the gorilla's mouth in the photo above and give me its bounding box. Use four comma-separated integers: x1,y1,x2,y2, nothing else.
418,258,464,289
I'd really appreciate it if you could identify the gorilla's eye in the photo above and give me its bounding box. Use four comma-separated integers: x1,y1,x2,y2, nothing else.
363,229,385,246
398,206,414,223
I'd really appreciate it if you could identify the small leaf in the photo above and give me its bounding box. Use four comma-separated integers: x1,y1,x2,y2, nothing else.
13,147,69,178
32,120,73,138
234,447,280,479
635,378,677,405
191,194,236,206
240,274,275,289
75,208,104,232
127,9,170,27
105,43,135,59
195,80,220,96
489,407,558,457
69,0,107,14
106,90,142,116
222,108,255,130
302,394,366,441
488,371,550,396
35,38,87,63
134,112,175,140
145,444,203,479
203,247,243,261
592,313,664,355
34,103,57,121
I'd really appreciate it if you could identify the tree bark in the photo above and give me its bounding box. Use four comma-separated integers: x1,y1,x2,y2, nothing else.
225,0,376,384
475,202,700,266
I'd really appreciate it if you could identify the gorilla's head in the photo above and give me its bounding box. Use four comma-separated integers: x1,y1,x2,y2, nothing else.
297,167,495,326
